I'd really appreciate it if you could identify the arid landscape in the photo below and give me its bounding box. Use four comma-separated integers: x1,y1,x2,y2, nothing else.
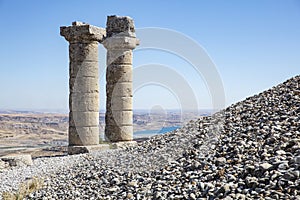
0,112,68,157
0,1,299,199
0,110,206,157
1,75,299,199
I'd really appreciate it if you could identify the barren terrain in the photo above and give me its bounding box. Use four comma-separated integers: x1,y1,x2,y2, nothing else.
0,111,204,157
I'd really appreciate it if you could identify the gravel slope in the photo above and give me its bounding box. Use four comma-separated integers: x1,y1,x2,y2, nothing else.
1,75,300,199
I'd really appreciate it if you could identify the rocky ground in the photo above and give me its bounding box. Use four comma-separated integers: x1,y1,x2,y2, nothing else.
1,75,299,199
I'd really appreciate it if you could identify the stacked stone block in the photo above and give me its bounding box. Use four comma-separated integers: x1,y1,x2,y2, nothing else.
60,22,105,146
103,16,139,142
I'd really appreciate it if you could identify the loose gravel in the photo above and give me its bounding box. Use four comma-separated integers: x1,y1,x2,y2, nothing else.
0,75,299,199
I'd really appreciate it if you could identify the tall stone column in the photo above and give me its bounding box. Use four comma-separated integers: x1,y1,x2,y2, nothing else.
103,16,139,142
60,22,105,146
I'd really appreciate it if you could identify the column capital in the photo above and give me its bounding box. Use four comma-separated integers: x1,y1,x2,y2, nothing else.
60,21,106,43
102,15,139,50
102,36,139,50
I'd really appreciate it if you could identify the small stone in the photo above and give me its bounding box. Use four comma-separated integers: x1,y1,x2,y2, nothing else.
283,171,299,180
227,174,237,181
127,192,133,199
260,163,273,170
246,165,255,170
128,181,138,187
108,187,118,192
276,150,286,155
0,160,8,170
205,182,214,189
246,177,258,188
294,156,300,164
291,170,300,178
189,193,196,199
236,193,246,200
223,184,231,193
216,157,226,165
199,182,205,191
278,162,289,170
112,178,120,184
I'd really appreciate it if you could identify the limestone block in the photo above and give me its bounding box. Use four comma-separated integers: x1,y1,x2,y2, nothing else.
106,50,132,65
106,110,133,126
70,77,99,93
68,126,82,145
69,42,99,62
103,37,139,51
107,82,132,97
70,61,99,78
106,65,132,84
70,111,99,127
0,160,8,170
60,22,105,43
1,154,33,167
68,144,110,155
105,125,133,141
70,93,99,112
106,96,132,111
69,126,99,146
111,141,137,149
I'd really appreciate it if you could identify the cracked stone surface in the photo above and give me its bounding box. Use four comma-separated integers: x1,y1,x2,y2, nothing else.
61,22,105,146
103,16,139,142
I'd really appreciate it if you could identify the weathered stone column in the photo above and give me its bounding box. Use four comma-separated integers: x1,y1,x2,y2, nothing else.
60,22,105,146
102,16,139,142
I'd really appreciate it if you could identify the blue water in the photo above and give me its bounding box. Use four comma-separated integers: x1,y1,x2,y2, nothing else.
134,126,180,138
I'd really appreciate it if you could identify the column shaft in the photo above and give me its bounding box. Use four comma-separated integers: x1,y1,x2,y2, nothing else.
60,22,105,146
103,16,139,142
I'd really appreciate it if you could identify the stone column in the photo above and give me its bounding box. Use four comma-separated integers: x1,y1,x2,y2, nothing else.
60,22,105,146
102,16,139,142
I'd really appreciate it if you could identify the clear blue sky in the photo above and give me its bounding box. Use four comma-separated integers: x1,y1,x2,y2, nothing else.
0,0,299,111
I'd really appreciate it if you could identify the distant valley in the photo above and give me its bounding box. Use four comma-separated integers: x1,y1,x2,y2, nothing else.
0,110,211,156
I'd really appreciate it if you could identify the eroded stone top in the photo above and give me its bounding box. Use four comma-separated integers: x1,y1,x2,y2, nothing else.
103,16,139,49
106,15,135,37
60,21,106,43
